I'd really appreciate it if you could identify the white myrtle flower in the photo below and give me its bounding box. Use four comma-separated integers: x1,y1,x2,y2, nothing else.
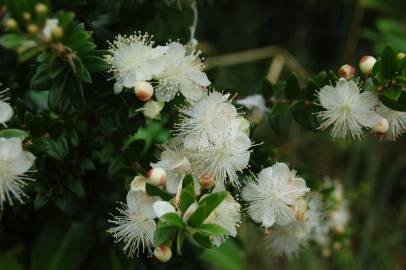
376,103,406,140
329,199,350,233
151,138,197,194
242,162,309,227
204,193,241,246
305,193,330,246
106,32,167,94
155,42,210,102
266,221,309,258
317,78,382,139
42,18,59,40
0,89,13,125
0,137,35,207
108,190,158,257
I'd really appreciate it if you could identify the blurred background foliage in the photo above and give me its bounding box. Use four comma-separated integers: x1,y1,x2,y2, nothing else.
0,0,405,269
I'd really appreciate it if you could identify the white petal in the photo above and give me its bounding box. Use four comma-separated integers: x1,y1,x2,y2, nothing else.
114,82,124,94
0,101,13,123
189,71,211,87
0,137,23,160
262,208,276,227
8,151,35,175
153,201,176,218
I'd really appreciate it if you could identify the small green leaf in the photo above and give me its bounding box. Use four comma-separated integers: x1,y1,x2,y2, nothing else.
198,224,229,236
290,100,318,130
160,213,184,228
380,90,406,112
145,183,174,201
179,176,196,212
383,87,401,101
285,73,301,99
381,45,397,79
0,129,29,140
34,193,50,210
0,34,25,49
193,233,212,248
176,229,186,255
188,191,228,227
154,220,177,246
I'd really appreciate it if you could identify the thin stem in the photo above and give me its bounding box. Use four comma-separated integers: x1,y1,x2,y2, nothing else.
189,0,198,42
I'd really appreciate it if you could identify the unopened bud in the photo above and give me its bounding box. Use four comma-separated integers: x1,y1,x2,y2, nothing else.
4,18,17,30
154,245,172,263
35,3,48,15
140,100,164,119
359,56,376,76
397,52,405,60
134,81,153,101
333,241,342,251
199,174,215,189
22,12,32,21
338,64,355,79
147,167,166,186
51,26,63,39
130,175,147,191
335,225,345,235
372,117,389,134
321,247,332,257
27,24,39,34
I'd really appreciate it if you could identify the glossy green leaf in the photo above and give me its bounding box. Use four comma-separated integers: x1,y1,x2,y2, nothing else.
0,129,29,139
193,233,212,248
381,45,397,79
188,191,228,227
285,73,301,99
154,220,177,246
160,213,184,228
198,223,229,236
145,183,174,201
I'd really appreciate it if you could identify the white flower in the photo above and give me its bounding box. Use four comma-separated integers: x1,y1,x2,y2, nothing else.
0,88,13,125
305,193,330,246
176,91,251,186
151,138,196,194
317,79,382,139
155,42,210,102
204,193,241,246
376,103,406,140
0,137,35,207
137,100,164,119
242,163,309,227
236,94,269,124
108,190,158,257
266,221,309,258
330,200,350,233
106,32,167,94
42,18,59,40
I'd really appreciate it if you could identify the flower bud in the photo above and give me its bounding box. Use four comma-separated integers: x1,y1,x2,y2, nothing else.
130,175,147,191
199,174,215,189
333,241,342,251
140,100,164,119
35,3,48,15
335,225,345,235
27,24,39,34
371,117,389,134
338,64,355,79
321,247,332,257
147,167,166,186
4,18,18,30
397,52,405,60
22,12,32,21
359,56,376,76
51,26,64,39
134,81,153,101
154,245,172,263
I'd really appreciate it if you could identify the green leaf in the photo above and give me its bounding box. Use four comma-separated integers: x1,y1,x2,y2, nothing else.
187,191,228,227
0,34,25,49
380,90,406,111
383,87,401,101
198,223,229,236
31,222,95,270
193,233,212,248
160,213,184,228
260,79,273,100
381,45,397,79
285,73,301,99
179,176,196,213
154,220,177,246
0,129,29,140
200,239,245,270
0,253,24,270
145,183,174,201
82,55,109,73
67,180,85,198
176,230,186,255
34,193,50,210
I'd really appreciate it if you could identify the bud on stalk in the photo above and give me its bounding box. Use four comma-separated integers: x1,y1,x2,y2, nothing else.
338,64,355,79
371,117,389,134
147,167,166,186
359,56,376,76
134,81,154,101
154,245,172,263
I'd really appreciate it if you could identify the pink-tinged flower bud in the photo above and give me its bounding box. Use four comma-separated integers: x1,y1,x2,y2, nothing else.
338,64,355,79
359,56,376,76
154,245,172,263
134,81,153,101
397,52,405,60
147,167,166,186
199,174,215,189
372,118,389,134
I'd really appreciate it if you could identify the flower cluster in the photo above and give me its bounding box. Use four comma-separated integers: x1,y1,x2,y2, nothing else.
106,32,211,119
317,78,406,140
